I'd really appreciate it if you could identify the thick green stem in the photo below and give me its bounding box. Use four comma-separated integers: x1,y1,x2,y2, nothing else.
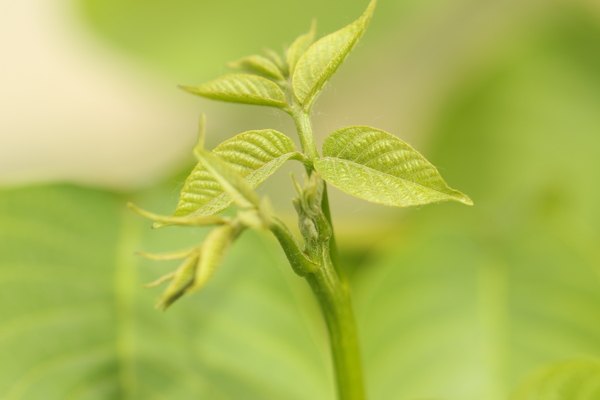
287,105,366,400
307,253,365,400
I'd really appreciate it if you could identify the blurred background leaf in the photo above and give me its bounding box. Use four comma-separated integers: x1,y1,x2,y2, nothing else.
0,184,332,400
1,0,600,399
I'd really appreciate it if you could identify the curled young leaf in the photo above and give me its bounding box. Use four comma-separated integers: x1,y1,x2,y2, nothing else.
228,55,285,82
292,0,376,109
286,21,316,76
174,129,299,217
156,253,200,310
510,358,600,400
181,74,288,109
314,126,473,207
188,224,238,293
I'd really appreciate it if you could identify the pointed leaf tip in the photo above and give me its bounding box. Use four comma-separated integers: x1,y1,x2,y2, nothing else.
292,0,376,109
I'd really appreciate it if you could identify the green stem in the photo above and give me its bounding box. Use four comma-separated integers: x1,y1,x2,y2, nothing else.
287,105,366,400
291,106,319,162
306,253,365,400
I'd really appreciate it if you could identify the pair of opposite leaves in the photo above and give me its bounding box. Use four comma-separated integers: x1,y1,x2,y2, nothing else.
173,0,471,221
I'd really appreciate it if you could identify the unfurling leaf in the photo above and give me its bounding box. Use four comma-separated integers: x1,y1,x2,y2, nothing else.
174,129,299,217
314,126,473,207
193,113,206,156
188,224,238,293
195,149,260,210
286,21,316,76
510,358,600,400
181,74,288,109
292,0,376,109
156,253,199,310
228,55,285,82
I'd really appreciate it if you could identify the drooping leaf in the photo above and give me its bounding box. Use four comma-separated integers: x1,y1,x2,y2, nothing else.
314,126,472,207
286,21,316,76
174,129,299,217
510,359,600,399
228,55,285,81
181,74,288,109
156,253,199,310
195,149,260,210
292,0,376,109
0,184,331,399
187,224,237,293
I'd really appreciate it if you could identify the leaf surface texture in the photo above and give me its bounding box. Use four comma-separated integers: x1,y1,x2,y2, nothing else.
314,126,472,207
182,74,288,108
174,129,297,217
292,0,375,108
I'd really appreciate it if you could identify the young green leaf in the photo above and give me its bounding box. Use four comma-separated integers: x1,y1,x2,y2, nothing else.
510,359,600,399
228,55,285,82
313,126,473,207
181,74,288,109
195,149,260,210
286,21,316,76
174,129,299,217
188,224,237,293
263,47,286,73
292,0,376,109
156,253,200,310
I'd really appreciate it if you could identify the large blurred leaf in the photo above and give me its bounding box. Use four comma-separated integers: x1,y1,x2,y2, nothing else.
0,184,331,400
510,358,600,399
353,7,600,400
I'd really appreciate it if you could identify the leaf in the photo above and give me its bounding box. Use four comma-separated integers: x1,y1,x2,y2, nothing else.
194,150,260,210
263,47,286,73
228,55,285,81
314,126,472,207
174,129,298,217
353,213,600,400
286,21,316,76
180,74,288,109
0,184,331,399
292,0,376,109
510,359,600,399
156,253,199,310
187,224,237,293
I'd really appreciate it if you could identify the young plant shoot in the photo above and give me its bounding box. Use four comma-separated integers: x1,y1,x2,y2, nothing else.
130,1,472,399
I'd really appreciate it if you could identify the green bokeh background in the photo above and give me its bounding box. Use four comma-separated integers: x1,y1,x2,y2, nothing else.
1,0,600,399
